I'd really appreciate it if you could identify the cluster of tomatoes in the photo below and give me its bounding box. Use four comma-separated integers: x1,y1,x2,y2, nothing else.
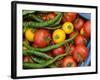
24,12,91,67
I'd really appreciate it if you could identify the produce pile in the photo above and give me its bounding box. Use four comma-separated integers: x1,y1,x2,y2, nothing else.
23,11,91,69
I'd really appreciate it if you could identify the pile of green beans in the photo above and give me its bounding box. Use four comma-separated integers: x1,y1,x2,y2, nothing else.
23,13,44,22
22,10,36,15
23,49,53,59
23,12,62,28
23,53,68,69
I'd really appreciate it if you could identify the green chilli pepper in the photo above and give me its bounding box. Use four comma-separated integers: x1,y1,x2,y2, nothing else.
23,12,62,28
23,32,78,52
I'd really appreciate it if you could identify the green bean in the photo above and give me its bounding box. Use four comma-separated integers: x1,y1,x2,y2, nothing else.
23,12,62,28
31,57,45,64
23,10,36,15
23,26,28,33
23,32,78,52
23,50,53,59
36,11,50,14
24,14,44,22
44,25,61,30
31,57,57,68
23,53,67,69
50,15,62,27
48,64,57,68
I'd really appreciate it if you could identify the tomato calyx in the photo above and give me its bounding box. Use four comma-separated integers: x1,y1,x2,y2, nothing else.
66,63,73,67
74,17,80,24
44,36,51,44
77,53,83,62
54,35,60,40
67,25,72,30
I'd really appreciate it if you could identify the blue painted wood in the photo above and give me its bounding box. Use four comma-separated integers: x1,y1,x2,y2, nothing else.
79,13,91,20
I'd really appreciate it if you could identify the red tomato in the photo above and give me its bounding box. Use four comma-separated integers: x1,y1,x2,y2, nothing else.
62,12,77,23
42,13,55,21
52,46,65,56
62,56,77,67
83,21,91,38
73,45,88,62
74,18,84,31
23,56,29,62
46,13,55,20
34,29,51,48
61,16,67,24
32,43,38,48
74,34,87,45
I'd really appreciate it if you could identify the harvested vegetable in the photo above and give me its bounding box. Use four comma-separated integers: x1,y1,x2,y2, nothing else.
23,52,69,69
24,13,44,22
22,11,91,69
52,46,65,56
25,28,35,42
62,12,77,23
53,29,66,43
31,57,46,64
23,49,53,59
62,22,74,34
81,21,91,38
34,29,51,48
72,45,88,62
23,12,62,28
23,10,35,15
74,18,84,31
62,56,77,67
74,34,87,45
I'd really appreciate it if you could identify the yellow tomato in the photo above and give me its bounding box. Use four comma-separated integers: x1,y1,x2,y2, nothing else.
62,22,74,34
25,28,35,42
53,29,66,43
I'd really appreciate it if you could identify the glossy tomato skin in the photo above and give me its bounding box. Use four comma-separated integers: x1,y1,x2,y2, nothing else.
42,12,55,21
83,21,91,38
52,46,65,56
34,29,51,48
62,12,77,23
62,56,77,67
74,34,87,45
46,13,55,20
73,45,88,63
74,18,84,31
